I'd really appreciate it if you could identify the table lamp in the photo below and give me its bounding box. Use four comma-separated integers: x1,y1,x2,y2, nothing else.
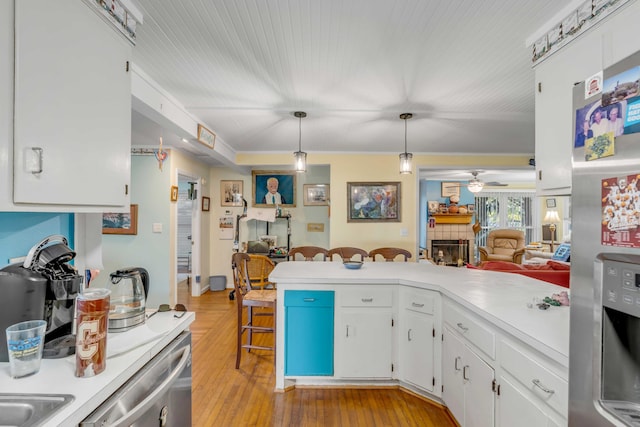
544,209,561,252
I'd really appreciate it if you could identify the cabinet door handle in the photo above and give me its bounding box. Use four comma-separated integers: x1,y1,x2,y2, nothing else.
456,322,469,332
361,298,373,303
26,147,43,174
454,356,462,371
408,329,412,341
463,365,470,380
411,302,425,308
346,325,350,337
532,379,555,395
303,298,316,302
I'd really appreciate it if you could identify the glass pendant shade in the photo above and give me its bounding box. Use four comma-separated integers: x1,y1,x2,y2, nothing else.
399,113,413,174
293,111,307,173
399,152,413,174
294,150,307,173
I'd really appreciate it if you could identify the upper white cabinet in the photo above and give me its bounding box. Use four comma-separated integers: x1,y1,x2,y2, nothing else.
533,1,640,196
9,0,132,210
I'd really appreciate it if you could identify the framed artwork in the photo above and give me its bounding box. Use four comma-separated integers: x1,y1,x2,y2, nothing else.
221,180,244,207
467,204,475,214
202,196,210,212
546,198,556,208
102,204,138,235
252,170,296,207
303,184,329,206
197,124,216,149
347,182,400,222
441,182,460,197
427,200,439,214
170,185,179,202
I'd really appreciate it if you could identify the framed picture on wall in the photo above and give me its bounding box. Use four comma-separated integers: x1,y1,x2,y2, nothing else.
252,170,296,207
102,204,138,235
303,184,329,206
442,182,460,197
221,180,244,207
202,196,210,212
546,198,556,208
347,182,400,222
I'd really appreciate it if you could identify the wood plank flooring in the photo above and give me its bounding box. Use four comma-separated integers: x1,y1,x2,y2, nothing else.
178,282,457,427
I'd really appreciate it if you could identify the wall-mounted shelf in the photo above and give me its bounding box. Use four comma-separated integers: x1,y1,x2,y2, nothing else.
432,214,472,224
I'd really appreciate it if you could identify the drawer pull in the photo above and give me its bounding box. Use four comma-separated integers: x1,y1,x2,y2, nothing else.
408,329,412,342
361,298,373,303
303,298,316,302
456,322,469,332
411,302,425,308
463,365,470,380
346,325,350,338
532,379,555,395
454,356,462,371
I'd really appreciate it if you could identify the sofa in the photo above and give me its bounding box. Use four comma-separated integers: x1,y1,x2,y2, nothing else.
468,260,570,288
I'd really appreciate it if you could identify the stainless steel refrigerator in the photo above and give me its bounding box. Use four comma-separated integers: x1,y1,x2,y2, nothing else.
570,50,640,426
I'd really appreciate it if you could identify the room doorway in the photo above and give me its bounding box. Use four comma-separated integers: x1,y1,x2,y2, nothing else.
176,172,201,301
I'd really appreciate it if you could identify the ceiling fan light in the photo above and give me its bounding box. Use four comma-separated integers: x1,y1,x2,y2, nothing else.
399,152,413,174
468,181,484,193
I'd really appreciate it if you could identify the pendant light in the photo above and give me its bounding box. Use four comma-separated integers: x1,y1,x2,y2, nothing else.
399,113,413,174
293,111,307,173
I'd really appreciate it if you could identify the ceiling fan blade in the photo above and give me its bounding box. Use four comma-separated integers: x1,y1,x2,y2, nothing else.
484,182,508,186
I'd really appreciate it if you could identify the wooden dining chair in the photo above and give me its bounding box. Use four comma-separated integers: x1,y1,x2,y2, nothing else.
231,252,276,369
369,247,412,262
247,254,276,289
288,246,329,261
327,247,369,262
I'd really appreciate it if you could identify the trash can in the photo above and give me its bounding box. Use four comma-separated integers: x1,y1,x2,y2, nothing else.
209,275,227,291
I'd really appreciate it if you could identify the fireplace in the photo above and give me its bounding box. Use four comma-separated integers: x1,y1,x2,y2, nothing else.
431,239,470,266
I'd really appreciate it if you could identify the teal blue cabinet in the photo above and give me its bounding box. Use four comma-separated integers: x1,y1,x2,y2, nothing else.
284,290,334,376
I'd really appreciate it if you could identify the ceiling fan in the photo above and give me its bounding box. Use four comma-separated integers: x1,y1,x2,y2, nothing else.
448,171,508,193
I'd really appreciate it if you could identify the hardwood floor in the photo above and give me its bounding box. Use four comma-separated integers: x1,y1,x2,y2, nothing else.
178,282,457,427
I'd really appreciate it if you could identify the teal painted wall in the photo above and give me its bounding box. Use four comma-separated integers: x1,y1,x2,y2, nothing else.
90,155,171,308
0,213,74,268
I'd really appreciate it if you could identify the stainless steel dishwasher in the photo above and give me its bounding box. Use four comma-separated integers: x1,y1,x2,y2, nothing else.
81,331,192,427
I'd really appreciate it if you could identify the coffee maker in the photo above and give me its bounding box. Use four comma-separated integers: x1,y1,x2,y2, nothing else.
0,235,82,360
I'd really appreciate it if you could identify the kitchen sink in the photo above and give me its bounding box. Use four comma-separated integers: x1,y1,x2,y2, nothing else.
0,394,74,427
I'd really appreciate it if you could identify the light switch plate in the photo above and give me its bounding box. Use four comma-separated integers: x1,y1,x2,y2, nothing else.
400,228,408,237
152,223,163,233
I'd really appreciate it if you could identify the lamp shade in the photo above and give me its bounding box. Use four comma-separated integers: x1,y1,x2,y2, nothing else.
544,209,560,223
293,111,307,173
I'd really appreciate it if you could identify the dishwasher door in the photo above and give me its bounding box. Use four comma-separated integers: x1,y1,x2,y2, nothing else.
81,331,192,427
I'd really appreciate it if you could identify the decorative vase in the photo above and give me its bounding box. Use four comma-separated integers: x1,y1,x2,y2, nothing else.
448,204,459,214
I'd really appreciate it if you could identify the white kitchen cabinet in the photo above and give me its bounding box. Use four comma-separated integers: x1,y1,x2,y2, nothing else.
533,2,640,197
496,339,567,426
10,0,131,210
442,326,495,427
399,287,440,394
335,287,393,379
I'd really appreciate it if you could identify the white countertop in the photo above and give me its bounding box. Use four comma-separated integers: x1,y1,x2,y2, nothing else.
270,261,570,367
0,311,195,427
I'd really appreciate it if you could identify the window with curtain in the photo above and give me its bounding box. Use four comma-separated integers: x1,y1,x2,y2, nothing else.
474,191,539,260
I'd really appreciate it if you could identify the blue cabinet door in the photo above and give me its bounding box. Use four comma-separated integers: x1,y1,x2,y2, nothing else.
285,290,334,376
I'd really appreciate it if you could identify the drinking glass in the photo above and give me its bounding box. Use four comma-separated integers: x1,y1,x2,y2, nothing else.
5,320,47,378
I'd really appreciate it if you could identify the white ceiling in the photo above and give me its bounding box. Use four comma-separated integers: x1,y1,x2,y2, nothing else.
129,0,562,181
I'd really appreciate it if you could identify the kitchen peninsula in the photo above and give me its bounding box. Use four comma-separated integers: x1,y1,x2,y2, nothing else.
271,262,570,426
0,311,194,426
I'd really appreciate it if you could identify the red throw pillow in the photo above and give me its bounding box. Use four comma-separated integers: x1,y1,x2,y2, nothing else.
547,261,570,270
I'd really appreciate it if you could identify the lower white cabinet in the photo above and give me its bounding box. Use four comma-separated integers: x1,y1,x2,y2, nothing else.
442,326,495,427
335,287,393,379
497,376,561,427
399,287,440,394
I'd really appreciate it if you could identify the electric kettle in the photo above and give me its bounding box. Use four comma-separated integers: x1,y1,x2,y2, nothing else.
108,267,149,332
